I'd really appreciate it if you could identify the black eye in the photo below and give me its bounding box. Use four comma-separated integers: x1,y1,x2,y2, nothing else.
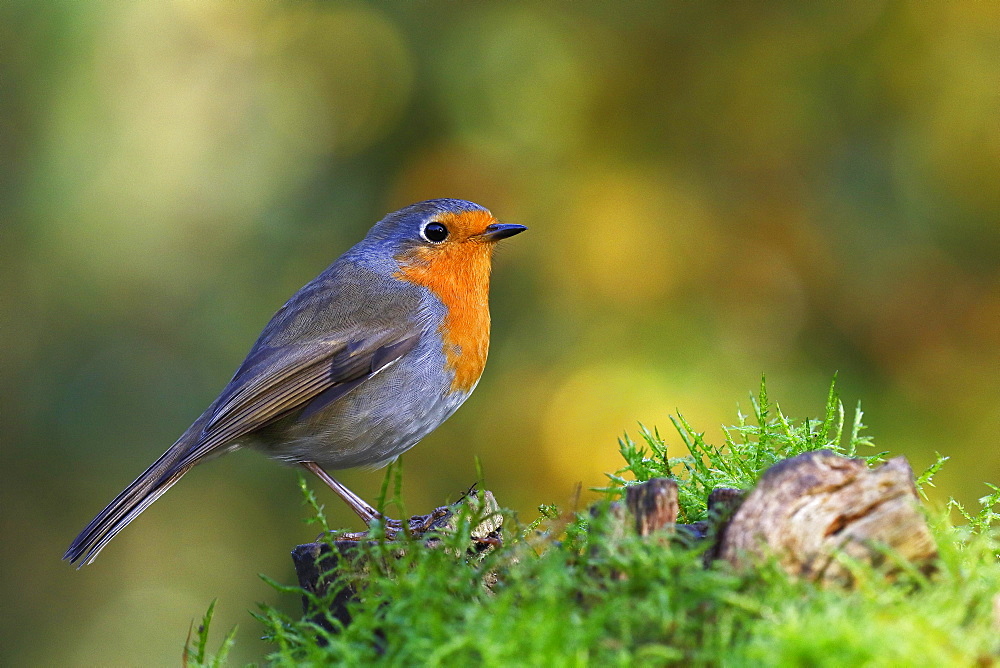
422,222,449,243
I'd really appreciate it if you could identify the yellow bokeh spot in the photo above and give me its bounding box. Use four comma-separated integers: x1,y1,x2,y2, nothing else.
552,166,719,308
539,362,683,495
37,2,413,295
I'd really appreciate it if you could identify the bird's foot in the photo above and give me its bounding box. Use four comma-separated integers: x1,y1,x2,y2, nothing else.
325,506,454,542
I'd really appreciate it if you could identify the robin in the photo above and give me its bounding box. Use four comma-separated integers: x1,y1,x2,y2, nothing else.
65,199,526,566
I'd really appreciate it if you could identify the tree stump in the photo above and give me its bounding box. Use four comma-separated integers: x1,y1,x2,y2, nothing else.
291,490,502,632
716,449,937,583
625,477,679,537
290,450,938,631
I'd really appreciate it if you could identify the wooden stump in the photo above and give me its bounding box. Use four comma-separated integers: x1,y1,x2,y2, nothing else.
611,451,936,582
290,450,939,632
716,449,937,583
625,478,679,537
291,490,502,631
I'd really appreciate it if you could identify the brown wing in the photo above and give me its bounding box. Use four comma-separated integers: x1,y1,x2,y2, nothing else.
172,329,421,469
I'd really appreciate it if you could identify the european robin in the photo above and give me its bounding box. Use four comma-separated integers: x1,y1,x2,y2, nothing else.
65,199,525,566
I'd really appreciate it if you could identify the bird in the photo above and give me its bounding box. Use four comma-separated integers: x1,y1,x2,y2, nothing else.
64,198,526,566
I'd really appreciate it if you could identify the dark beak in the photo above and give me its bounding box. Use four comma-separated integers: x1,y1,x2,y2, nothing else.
479,223,527,241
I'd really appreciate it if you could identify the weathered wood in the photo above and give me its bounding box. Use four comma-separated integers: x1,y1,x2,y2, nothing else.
291,541,357,634
675,487,747,542
716,450,937,583
707,487,746,516
291,491,503,627
625,478,679,536
290,450,940,635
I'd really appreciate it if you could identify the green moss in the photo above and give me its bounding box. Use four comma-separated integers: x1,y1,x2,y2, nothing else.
186,378,1000,666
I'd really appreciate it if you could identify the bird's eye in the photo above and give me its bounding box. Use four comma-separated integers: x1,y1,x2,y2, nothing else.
421,222,449,243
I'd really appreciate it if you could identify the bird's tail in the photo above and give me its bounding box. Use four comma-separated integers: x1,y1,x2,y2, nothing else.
64,432,201,567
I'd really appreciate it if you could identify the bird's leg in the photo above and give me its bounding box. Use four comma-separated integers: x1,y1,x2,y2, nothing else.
301,461,385,525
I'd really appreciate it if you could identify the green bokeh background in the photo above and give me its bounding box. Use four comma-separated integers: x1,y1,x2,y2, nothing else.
2,2,998,665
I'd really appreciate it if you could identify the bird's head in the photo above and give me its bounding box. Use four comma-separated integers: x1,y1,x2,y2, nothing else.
357,199,526,289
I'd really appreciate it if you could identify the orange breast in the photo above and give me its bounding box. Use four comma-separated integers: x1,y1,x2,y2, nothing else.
394,210,497,394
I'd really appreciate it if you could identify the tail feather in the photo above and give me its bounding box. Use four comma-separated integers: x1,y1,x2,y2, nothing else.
64,440,195,567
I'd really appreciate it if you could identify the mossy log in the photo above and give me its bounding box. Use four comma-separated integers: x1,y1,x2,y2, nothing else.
291,491,502,632
291,450,937,626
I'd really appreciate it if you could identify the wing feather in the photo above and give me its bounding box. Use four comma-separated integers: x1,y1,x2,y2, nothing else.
173,329,421,469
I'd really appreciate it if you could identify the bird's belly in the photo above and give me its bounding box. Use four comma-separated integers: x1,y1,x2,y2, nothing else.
249,349,473,471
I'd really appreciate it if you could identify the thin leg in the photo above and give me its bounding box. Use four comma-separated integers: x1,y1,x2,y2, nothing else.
301,461,380,524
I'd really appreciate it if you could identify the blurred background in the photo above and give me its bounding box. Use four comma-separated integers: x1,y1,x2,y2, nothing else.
2,1,998,664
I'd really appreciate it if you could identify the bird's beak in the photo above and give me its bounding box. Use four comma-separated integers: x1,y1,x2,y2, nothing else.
478,223,527,242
